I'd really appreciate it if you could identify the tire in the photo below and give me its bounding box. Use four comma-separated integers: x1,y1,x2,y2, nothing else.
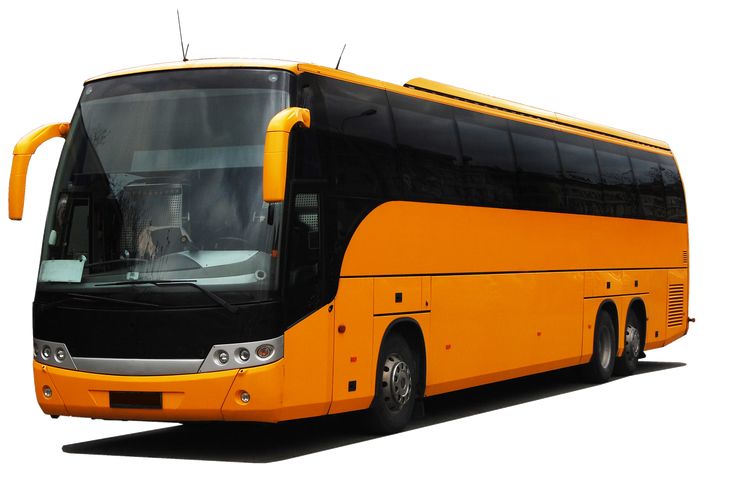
581,308,617,383
364,334,417,434
614,310,643,376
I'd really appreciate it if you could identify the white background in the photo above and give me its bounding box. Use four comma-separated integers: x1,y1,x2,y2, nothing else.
0,0,733,489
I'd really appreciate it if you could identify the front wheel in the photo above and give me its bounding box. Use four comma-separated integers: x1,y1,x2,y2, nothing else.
581,308,616,383
364,334,417,434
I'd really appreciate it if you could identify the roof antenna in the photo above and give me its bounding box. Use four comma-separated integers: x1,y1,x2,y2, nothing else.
177,9,189,62
335,44,346,70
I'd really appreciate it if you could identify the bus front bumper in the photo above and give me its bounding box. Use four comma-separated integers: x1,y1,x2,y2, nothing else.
33,359,285,422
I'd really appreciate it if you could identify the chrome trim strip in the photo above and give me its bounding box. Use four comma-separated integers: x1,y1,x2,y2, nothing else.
199,335,284,373
33,335,284,375
73,358,204,376
33,338,77,371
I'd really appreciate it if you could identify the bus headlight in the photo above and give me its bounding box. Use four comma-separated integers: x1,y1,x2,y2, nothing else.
41,346,52,360
256,344,274,360
55,348,66,362
199,336,283,373
215,350,229,365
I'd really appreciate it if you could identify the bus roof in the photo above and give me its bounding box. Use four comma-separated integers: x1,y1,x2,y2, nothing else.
86,58,670,151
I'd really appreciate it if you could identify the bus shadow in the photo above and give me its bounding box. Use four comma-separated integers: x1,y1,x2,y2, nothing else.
62,361,684,463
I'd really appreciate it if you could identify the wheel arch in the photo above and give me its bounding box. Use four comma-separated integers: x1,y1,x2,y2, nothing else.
378,317,427,398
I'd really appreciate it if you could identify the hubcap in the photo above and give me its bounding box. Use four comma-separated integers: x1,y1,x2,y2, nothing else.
381,354,413,411
626,323,641,359
599,325,613,370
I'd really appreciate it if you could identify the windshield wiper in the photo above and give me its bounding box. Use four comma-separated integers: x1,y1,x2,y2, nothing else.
95,280,238,314
38,292,162,311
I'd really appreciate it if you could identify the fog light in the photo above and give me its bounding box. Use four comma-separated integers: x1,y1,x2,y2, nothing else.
215,350,229,365
237,348,250,362
55,348,66,362
240,391,250,403
256,344,274,359
43,386,52,398
41,346,51,360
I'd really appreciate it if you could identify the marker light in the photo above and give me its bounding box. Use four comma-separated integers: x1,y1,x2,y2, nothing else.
215,350,229,365
41,346,51,359
256,344,274,359
237,348,250,362
55,348,66,361
42,386,52,398
240,391,250,403
34,343,39,357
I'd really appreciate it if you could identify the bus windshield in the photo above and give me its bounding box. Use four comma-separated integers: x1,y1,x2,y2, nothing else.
38,68,292,294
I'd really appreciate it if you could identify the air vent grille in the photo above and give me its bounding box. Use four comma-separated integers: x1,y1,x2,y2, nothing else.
667,283,685,328
682,250,689,265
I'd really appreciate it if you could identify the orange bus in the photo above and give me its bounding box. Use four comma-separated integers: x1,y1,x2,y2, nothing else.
9,59,689,433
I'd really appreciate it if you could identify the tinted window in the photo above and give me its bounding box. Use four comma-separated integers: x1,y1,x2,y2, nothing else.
595,141,639,218
389,92,464,202
658,155,687,222
455,110,516,208
629,148,667,220
298,74,398,197
509,121,564,212
556,132,603,215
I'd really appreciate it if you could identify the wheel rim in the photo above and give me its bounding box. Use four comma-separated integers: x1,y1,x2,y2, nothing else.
626,322,641,359
382,354,413,412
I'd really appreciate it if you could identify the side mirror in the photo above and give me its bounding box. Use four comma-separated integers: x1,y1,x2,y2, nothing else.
262,107,311,203
9,122,70,220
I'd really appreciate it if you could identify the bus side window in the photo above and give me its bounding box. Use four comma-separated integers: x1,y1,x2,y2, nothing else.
509,121,565,213
302,74,397,199
556,131,604,216
595,141,638,219
388,92,464,203
286,192,322,315
658,154,687,223
629,148,667,221
454,110,516,208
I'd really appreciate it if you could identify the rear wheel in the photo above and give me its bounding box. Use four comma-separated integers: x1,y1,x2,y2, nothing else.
614,310,642,376
581,308,616,383
364,334,417,434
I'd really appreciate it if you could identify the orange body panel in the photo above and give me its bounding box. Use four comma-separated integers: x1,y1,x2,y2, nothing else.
374,276,423,314
334,201,688,401
330,278,375,414
36,362,239,421
281,304,334,420
341,202,688,277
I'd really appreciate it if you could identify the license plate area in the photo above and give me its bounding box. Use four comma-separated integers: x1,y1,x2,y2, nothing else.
109,391,162,410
